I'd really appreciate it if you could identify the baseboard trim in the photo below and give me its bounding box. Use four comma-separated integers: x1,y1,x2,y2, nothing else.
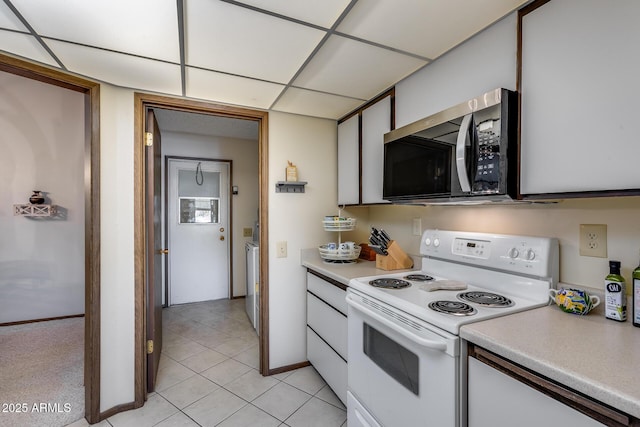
0,313,85,327
267,360,311,376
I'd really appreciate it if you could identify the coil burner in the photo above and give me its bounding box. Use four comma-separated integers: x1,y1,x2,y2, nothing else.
457,291,514,307
369,278,411,289
428,300,477,316
403,274,434,282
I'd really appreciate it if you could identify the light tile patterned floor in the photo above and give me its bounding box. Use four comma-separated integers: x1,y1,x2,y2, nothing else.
68,298,346,427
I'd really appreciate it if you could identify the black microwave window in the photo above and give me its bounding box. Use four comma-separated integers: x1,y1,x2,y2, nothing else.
383,136,451,199
363,323,419,395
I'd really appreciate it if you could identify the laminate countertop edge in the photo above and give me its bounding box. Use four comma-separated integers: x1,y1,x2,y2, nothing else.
460,297,640,419
300,247,418,286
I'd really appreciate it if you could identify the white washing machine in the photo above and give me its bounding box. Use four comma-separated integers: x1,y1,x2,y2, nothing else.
245,241,259,334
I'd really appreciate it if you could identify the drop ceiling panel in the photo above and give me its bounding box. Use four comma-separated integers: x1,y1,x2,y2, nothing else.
293,35,427,100
337,0,527,59
0,2,27,31
0,30,58,67
46,40,182,95
273,87,364,120
185,0,326,83
234,0,352,28
187,67,284,109
12,0,180,62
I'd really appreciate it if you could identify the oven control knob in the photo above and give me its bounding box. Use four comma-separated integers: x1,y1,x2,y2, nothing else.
433,238,440,247
525,249,536,260
508,247,519,259
424,237,432,246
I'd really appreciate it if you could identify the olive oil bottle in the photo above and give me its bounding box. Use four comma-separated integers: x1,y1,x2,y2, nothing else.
605,260,627,322
633,256,640,327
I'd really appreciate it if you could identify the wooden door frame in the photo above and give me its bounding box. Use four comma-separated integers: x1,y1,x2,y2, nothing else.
165,156,234,305
0,53,101,423
133,93,270,405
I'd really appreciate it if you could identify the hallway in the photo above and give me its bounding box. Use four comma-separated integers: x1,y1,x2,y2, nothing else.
69,298,346,426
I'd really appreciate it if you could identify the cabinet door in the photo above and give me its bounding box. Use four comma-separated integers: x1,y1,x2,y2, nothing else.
337,115,359,205
519,0,640,196
361,96,391,204
468,357,606,427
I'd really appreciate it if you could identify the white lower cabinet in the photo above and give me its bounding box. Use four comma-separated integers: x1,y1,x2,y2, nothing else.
306,271,347,406
468,358,604,427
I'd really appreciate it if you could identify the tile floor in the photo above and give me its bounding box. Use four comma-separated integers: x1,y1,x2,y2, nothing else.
68,298,346,427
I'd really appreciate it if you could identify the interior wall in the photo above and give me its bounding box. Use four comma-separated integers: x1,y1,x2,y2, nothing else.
161,131,259,302
0,70,85,324
99,84,135,411
268,111,337,369
365,198,640,290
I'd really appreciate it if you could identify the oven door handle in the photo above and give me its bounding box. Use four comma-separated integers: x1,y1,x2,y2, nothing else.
455,113,473,193
346,294,447,352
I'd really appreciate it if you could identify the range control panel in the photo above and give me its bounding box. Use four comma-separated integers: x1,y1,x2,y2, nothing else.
452,238,491,259
420,229,559,280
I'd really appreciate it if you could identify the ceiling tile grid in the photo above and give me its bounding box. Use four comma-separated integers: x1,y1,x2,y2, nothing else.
186,66,285,109
273,86,365,119
185,0,326,83
292,34,427,100
233,0,353,28
0,30,58,67
0,0,525,121
46,39,183,95
11,0,181,63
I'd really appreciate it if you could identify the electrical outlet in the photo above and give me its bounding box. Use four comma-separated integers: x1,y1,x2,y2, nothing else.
412,218,422,236
579,224,607,258
276,241,287,258
243,227,253,237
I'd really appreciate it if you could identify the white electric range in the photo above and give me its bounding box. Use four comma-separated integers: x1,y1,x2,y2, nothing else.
346,229,559,427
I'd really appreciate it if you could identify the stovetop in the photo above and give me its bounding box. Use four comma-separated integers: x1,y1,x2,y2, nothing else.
348,229,559,335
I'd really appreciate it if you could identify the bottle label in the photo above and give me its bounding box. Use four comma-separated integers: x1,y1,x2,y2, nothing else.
634,278,640,324
605,279,627,321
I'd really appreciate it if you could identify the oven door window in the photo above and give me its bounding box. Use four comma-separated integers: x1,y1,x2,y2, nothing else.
363,323,419,395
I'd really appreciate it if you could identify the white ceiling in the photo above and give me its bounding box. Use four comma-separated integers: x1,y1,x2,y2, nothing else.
0,0,528,121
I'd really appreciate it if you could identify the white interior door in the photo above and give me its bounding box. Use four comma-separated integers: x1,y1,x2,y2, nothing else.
168,159,230,305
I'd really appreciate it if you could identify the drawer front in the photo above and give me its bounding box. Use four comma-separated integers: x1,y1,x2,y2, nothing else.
307,292,347,360
307,326,348,406
307,272,347,315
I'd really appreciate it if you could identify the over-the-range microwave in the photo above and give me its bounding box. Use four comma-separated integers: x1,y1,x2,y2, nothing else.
383,88,518,204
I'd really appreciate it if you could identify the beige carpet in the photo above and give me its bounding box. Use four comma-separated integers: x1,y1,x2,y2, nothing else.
0,317,84,427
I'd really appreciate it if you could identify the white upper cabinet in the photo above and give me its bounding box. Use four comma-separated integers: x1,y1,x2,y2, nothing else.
337,114,359,205
361,95,391,204
519,0,640,196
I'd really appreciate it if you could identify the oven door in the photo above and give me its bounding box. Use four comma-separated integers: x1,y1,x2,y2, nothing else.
346,289,460,427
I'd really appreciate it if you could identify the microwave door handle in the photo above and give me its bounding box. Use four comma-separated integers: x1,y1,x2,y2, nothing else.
456,113,473,192
346,294,447,352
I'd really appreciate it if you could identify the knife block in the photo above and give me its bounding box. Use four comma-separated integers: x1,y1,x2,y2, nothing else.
376,241,414,270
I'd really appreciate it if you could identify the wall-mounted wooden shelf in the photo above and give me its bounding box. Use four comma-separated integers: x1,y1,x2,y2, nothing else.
275,181,307,193
13,204,56,217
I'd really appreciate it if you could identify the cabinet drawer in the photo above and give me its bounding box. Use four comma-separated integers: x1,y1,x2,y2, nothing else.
307,272,347,315
307,292,347,360
307,326,347,406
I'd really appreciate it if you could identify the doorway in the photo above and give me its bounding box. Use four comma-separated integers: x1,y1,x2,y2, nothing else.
0,54,101,424
134,93,270,406
167,158,231,305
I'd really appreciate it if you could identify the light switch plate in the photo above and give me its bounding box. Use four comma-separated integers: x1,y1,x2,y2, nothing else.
579,224,607,258
276,241,287,258
412,218,422,236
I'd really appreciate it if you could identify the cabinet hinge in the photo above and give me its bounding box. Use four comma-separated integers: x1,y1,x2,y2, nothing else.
146,339,154,354
145,132,153,147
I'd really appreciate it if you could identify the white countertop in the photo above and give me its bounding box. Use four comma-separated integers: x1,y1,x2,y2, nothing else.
460,301,640,419
300,247,418,285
